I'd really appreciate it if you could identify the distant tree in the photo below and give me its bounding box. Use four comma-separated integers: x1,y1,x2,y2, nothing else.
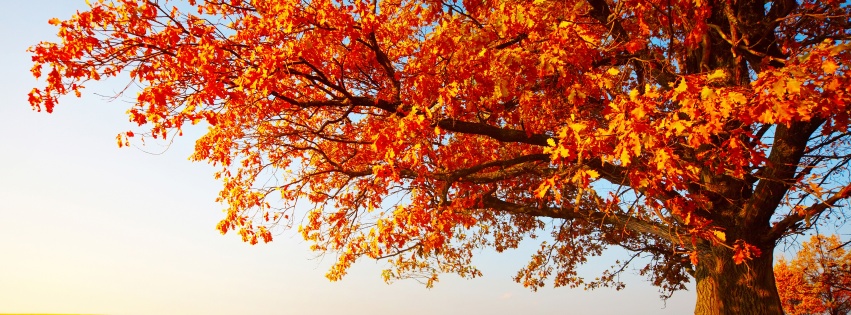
28,0,851,314
776,235,851,315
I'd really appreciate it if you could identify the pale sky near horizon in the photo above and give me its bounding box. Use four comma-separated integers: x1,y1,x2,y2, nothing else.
0,1,702,314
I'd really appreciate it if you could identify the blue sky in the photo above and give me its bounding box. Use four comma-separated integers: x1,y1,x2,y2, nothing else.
0,1,695,314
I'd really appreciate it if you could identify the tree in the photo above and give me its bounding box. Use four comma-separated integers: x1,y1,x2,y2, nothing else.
776,235,851,315
28,0,851,314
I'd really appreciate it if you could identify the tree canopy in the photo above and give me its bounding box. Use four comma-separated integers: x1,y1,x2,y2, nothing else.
29,0,851,314
776,235,851,315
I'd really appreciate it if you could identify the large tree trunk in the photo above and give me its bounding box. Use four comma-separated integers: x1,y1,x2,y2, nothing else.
694,245,783,315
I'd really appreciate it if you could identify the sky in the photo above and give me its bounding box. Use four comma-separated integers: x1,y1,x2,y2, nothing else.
0,1,698,314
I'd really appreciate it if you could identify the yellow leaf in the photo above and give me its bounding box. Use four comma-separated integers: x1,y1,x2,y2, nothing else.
580,34,596,43
700,86,716,100
759,110,775,124
568,122,586,132
772,80,785,97
727,92,747,105
670,120,687,134
786,78,802,94
607,68,620,76
535,182,551,198
707,69,726,81
719,100,732,117
808,181,824,199
674,78,688,94
823,60,838,74
826,78,840,91
631,105,646,119
620,149,631,166
829,43,851,55
586,170,599,179
629,88,639,101
547,138,556,147
713,230,726,242
514,10,525,25
655,149,669,170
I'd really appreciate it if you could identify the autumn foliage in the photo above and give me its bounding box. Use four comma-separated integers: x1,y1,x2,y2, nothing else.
776,235,851,315
29,0,851,314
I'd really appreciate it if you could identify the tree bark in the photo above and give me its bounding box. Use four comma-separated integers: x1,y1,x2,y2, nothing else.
694,245,784,315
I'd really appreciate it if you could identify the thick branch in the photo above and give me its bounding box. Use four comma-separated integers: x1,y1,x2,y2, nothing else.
442,153,550,181
357,33,402,101
435,119,551,146
481,195,683,246
744,119,825,231
764,184,851,242
269,92,401,113
265,95,635,191
494,33,528,50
